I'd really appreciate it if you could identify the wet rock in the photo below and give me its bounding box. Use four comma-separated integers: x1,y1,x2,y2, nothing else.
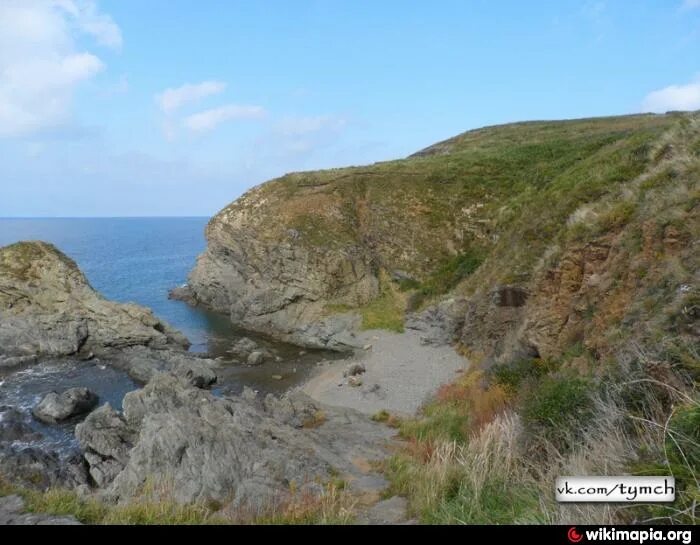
113,345,218,386
168,285,197,305
227,337,259,359
33,388,98,424
0,406,41,443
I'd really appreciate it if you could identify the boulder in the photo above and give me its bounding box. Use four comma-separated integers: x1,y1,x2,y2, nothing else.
32,388,98,424
246,350,266,366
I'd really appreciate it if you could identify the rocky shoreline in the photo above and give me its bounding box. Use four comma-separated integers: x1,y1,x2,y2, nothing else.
0,241,410,523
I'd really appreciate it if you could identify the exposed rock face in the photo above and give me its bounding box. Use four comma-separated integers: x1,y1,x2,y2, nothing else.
33,388,99,424
0,241,189,366
76,373,392,510
75,404,137,488
184,205,372,349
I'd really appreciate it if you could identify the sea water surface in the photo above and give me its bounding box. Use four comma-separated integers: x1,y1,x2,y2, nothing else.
0,218,338,452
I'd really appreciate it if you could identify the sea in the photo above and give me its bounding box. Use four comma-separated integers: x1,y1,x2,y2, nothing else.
0,217,338,452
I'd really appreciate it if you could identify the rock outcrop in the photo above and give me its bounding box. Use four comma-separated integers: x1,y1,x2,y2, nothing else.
0,241,188,364
0,241,218,384
76,373,392,510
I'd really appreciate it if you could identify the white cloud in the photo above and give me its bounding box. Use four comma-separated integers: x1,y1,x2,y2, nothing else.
0,0,119,137
682,0,700,9
182,104,267,133
54,0,122,49
642,78,700,113
156,81,227,113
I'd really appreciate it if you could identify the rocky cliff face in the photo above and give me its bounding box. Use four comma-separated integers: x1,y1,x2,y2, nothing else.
0,241,188,368
184,113,684,349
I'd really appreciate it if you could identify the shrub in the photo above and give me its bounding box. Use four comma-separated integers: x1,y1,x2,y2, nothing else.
521,376,594,448
491,357,559,395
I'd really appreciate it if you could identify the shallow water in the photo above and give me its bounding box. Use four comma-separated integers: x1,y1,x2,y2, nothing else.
0,217,345,454
0,360,137,452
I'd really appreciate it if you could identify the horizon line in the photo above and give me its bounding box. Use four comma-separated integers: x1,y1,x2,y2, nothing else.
0,215,212,219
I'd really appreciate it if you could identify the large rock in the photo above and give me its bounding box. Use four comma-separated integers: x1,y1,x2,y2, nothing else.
0,242,189,366
112,345,217,387
33,388,98,424
76,373,393,511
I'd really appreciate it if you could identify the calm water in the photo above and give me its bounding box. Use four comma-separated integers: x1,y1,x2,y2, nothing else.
0,217,215,350
0,218,340,452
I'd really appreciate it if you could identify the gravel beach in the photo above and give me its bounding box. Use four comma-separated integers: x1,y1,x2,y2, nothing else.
302,329,469,417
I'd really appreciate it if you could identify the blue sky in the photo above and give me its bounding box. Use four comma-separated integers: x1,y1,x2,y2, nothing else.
1,0,699,217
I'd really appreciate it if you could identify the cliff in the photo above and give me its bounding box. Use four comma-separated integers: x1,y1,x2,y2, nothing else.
184,113,693,352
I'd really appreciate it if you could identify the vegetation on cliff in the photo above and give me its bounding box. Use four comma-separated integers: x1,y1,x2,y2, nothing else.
381,113,699,525
198,111,698,524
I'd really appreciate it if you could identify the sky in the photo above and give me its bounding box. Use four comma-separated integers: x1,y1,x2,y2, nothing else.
1,0,700,217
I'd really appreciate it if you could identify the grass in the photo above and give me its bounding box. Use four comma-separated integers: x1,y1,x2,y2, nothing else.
358,271,406,332
0,478,356,525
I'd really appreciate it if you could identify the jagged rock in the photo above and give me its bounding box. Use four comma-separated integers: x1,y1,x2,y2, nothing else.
32,388,98,424
0,446,89,490
168,285,196,305
184,190,375,350
75,404,136,488
75,373,392,511
0,495,81,525
0,242,189,366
